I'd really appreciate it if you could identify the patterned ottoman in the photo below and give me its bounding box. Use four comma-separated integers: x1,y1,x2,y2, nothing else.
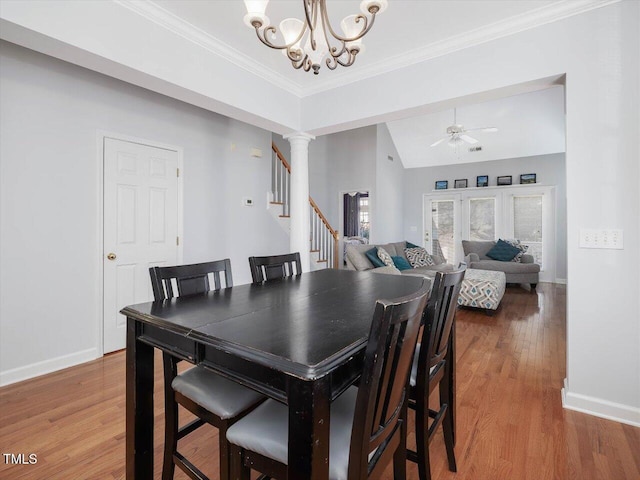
457,269,506,314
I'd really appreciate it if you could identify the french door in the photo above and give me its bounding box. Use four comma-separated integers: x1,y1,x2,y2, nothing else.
423,186,556,281
423,197,460,263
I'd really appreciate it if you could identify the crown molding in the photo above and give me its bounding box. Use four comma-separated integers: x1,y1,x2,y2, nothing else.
302,0,621,96
116,0,620,100
114,0,304,96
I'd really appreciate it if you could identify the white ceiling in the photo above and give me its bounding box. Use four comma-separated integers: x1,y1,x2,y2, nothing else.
121,1,569,165
0,0,591,141
151,0,561,94
386,86,566,168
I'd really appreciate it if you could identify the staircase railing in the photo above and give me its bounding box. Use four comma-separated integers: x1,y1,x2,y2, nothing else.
271,143,291,217
272,143,339,269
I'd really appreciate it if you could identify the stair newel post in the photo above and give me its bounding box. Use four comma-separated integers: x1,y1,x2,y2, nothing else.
283,133,314,272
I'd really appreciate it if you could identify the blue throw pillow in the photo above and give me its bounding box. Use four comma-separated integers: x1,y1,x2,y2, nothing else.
365,248,386,268
392,255,412,271
406,241,420,248
486,239,521,262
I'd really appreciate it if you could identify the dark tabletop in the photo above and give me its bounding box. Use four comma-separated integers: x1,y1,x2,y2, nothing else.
121,269,426,379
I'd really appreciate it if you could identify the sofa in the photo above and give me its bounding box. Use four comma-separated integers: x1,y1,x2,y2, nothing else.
345,241,453,278
462,240,540,288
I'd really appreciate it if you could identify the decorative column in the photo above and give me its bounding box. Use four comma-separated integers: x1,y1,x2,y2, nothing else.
283,132,315,272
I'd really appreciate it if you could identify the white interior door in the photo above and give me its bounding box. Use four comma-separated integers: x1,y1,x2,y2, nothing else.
103,138,180,353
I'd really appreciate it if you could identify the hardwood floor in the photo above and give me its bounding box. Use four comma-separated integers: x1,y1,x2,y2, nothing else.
1,283,638,479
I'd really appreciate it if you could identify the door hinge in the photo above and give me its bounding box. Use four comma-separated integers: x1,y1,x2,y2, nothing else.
176,236,180,246
176,168,180,177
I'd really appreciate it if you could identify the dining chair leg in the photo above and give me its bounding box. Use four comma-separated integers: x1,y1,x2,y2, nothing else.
440,370,457,472
162,353,179,480
415,399,432,480
219,424,231,480
393,405,408,480
442,407,457,473
229,444,250,480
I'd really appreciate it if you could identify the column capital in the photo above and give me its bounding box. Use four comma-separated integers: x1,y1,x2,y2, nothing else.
283,132,315,143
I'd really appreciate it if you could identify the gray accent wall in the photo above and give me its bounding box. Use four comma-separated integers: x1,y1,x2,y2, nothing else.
403,153,567,280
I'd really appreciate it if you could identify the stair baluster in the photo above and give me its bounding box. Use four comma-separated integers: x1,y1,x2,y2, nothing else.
271,143,339,269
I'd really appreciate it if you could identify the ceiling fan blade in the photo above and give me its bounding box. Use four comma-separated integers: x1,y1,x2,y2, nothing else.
430,137,448,147
459,134,479,144
466,126,498,132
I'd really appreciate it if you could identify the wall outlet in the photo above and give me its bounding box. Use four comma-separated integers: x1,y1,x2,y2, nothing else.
579,228,623,249
250,148,262,158
243,197,254,206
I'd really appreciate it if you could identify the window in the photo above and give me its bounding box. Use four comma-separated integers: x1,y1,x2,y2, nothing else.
358,196,369,239
469,198,495,241
513,195,543,265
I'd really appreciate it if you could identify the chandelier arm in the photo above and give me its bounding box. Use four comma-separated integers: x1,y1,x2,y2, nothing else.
334,52,357,67
316,4,347,59
253,22,308,51
326,11,374,43
303,0,314,32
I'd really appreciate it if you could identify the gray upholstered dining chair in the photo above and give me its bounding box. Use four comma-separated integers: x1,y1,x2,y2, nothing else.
149,260,265,480
407,265,466,480
225,280,431,480
248,252,302,283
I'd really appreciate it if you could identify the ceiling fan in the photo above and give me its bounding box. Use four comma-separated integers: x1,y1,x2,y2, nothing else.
430,108,498,148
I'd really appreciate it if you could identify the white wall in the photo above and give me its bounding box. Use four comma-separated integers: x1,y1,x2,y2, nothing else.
0,41,288,385
308,126,377,231
301,2,639,425
403,153,567,280
374,124,405,243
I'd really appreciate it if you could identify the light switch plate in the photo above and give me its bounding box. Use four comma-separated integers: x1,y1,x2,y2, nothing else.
579,228,623,249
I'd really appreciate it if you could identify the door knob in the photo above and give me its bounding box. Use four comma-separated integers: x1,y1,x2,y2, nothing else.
107,253,117,261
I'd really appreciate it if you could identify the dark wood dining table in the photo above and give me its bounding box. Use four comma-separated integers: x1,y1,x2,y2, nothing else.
123,268,429,480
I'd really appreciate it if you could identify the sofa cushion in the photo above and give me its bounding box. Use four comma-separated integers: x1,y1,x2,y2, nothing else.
371,265,402,275
503,239,529,262
346,244,375,271
391,255,412,271
378,243,398,257
406,241,420,248
470,260,540,274
365,248,386,268
391,241,409,261
405,247,435,267
376,247,394,267
462,240,496,260
486,239,521,262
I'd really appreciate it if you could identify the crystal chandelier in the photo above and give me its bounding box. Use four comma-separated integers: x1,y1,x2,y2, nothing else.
243,0,388,75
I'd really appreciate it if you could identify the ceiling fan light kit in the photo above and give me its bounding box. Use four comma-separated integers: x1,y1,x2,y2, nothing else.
243,0,388,75
431,108,498,148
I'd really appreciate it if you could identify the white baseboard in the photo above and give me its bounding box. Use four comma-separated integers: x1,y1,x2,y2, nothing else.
555,278,567,284
0,348,99,387
562,379,640,427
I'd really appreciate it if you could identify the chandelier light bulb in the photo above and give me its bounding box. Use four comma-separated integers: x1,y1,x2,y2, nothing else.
279,18,304,58
243,0,270,28
341,15,366,54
